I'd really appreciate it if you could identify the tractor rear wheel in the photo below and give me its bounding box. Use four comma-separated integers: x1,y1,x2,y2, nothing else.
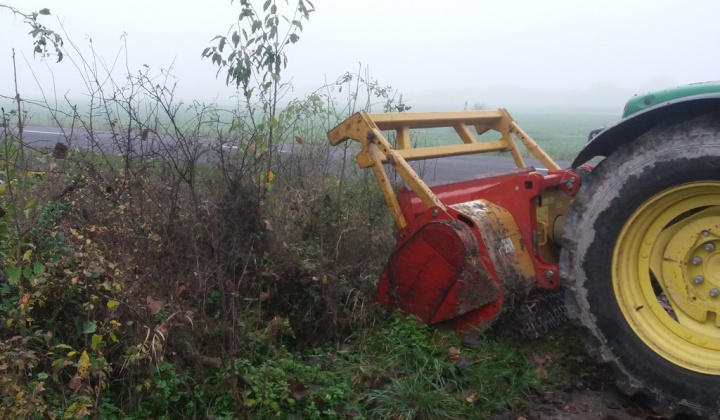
561,112,720,418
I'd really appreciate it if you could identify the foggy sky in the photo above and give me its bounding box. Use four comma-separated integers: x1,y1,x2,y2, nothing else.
1,0,719,111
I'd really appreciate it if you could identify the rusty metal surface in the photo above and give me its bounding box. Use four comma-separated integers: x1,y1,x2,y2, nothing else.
377,219,500,325
451,200,537,301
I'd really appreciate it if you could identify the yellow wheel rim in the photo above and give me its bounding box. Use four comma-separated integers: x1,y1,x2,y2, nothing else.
613,181,720,374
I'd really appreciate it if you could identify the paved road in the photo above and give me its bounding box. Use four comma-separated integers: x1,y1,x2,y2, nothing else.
18,125,571,183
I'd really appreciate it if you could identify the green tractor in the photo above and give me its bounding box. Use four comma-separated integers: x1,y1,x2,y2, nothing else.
329,81,720,417
564,81,720,417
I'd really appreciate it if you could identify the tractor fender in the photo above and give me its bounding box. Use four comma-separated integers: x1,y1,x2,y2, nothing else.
572,93,720,167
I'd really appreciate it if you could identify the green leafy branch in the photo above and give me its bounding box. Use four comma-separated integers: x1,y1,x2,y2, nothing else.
0,5,64,62
202,0,314,94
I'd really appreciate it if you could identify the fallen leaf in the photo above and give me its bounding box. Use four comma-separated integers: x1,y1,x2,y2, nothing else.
535,364,548,380
146,296,162,315
288,378,308,400
155,324,168,339
264,219,273,231
564,404,578,414
175,284,188,298
448,347,461,361
465,391,479,403
531,353,549,379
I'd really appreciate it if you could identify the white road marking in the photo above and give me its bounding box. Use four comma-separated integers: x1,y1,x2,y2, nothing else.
24,130,61,135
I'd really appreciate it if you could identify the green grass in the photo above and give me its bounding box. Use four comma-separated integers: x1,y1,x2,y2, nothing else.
295,313,541,420
94,312,543,419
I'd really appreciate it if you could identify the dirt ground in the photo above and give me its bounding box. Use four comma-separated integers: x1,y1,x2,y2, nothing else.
513,382,665,420
502,324,681,420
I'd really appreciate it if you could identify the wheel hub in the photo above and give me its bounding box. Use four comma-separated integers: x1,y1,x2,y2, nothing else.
688,235,720,303
660,217,720,325
615,182,720,372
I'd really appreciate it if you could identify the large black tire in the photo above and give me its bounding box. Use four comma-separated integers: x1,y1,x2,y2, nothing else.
561,112,720,418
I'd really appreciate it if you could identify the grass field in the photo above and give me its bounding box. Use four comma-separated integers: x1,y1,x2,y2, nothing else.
2,97,620,162
402,111,619,161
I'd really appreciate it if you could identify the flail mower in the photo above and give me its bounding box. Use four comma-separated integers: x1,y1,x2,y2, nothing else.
328,82,720,418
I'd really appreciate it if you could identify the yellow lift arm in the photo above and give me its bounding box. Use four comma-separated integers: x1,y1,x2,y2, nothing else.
328,109,560,229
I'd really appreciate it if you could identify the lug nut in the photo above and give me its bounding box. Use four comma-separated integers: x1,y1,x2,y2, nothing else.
545,270,555,279
692,257,703,265
703,231,710,237
705,243,715,252
710,288,719,298
694,275,705,284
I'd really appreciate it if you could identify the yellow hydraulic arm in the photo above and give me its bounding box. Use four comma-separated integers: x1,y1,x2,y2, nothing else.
328,109,560,229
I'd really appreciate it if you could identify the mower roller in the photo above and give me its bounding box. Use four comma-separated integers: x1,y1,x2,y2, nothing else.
328,81,720,418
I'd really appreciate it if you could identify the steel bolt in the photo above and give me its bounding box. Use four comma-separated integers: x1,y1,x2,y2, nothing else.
710,288,720,298
703,231,710,237
694,275,705,284
545,270,555,280
705,242,715,252
432,209,439,218
692,256,703,266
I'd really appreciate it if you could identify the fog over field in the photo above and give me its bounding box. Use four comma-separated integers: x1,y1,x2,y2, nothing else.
1,0,718,113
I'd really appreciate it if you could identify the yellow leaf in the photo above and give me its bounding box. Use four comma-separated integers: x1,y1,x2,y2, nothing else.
78,351,90,378
22,249,33,261
267,170,275,182
107,300,119,311
465,392,478,403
